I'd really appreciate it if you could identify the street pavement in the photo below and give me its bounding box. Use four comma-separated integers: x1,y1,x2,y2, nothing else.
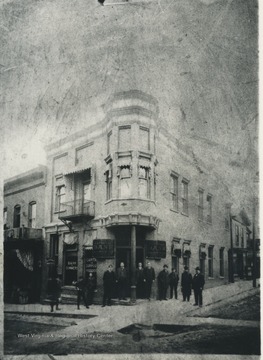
4,280,260,360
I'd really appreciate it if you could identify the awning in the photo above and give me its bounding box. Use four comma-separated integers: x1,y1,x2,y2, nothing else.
64,233,79,245
83,231,94,247
63,167,91,176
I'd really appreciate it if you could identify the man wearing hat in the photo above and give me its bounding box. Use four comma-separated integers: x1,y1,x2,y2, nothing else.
181,266,192,302
157,265,170,300
192,267,205,307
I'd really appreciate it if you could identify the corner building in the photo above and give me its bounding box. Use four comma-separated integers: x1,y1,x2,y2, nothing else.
44,90,232,302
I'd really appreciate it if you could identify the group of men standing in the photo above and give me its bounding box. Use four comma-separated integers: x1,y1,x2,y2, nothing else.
102,262,205,307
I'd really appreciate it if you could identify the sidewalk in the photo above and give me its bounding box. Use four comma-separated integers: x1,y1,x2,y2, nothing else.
5,280,259,332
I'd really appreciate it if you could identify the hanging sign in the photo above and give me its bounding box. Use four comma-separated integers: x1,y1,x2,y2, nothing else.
145,240,166,259
93,239,115,258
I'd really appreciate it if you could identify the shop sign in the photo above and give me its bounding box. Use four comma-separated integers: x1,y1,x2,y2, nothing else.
85,257,97,273
65,257,78,270
145,240,166,259
93,239,115,258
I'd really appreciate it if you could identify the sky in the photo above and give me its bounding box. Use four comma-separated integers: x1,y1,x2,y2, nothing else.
1,0,258,220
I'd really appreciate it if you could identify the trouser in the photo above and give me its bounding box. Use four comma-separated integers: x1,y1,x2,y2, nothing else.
77,290,88,308
103,288,112,306
194,288,203,305
145,281,152,299
118,279,126,299
170,284,178,299
136,281,144,298
159,285,168,300
86,290,94,305
182,289,191,301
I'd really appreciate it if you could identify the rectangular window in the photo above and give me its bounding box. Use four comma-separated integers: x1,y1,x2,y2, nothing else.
50,234,59,269
55,185,65,212
241,227,244,248
75,142,93,166
118,126,131,151
106,165,112,201
198,189,204,221
28,202,36,228
235,225,239,246
182,179,189,215
139,126,150,151
107,131,112,155
208,246,213,277
219,248,224,277
4,208,7,230
170,173,178,211
183,256,190,269
207,194,212,223
119,166,131,198
139,167,150,199
13,205,21,228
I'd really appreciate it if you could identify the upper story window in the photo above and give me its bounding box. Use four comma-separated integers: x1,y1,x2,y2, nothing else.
107,131,112,155
219,247,224,277
170,172,178,211
198,188,204,221
105,164,112,201
13,205,21,228
118,166,132,198
207,194,212,223
241,227,244,248
181,179,189,215
4,207,7,230
55,185,65,212
75,142,93,166
208,245,214,277
28,202,36,228
139,126,150,152
138,166,150,199
235,225,239,246
118,125,131,151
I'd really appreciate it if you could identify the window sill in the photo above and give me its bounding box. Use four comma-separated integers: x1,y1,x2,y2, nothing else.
54,210,67,215
219,276,225,279
170,208,179,213
181,212,189,217
105,198,156,205
208,277,214,280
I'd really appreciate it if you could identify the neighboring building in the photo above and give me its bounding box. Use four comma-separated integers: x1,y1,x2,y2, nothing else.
43,90,237,302
3,166,46,303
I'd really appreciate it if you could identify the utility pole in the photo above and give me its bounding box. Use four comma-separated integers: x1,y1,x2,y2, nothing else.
252,201,257,288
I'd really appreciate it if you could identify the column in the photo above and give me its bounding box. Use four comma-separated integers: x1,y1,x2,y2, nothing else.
130,225,136,303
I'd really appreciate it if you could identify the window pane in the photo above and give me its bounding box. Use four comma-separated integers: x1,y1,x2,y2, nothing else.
119,126,131,151
139,127,149,151
120,178,131,198
83,183,91,201
139,178,148,198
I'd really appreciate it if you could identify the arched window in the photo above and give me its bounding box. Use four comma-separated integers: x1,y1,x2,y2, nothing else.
29,202,36,228
13,205,21,228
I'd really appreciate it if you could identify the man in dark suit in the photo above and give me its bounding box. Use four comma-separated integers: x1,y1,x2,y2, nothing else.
143,261,155,300
169,267,179,299
158,265,170,300
73,276,89,309
181,266,192,302
192,266,205,307
116,262,128,300
135,262,144,299
102,264,115,307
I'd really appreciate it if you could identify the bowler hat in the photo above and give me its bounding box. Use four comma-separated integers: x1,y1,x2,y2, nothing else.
163,264,168,268
195,267,200,271
184,266,189,270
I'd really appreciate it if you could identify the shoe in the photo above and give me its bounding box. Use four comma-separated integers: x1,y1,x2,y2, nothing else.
148,298,151,301
123,298,127,300
86,306,89,309
77,307,80,310
164,298,168,301
56,308,61,310
193,304,198,306
101,305,106,307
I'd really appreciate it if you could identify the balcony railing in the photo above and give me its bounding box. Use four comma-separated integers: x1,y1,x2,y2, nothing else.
59,199,95,221
4,227,43,241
